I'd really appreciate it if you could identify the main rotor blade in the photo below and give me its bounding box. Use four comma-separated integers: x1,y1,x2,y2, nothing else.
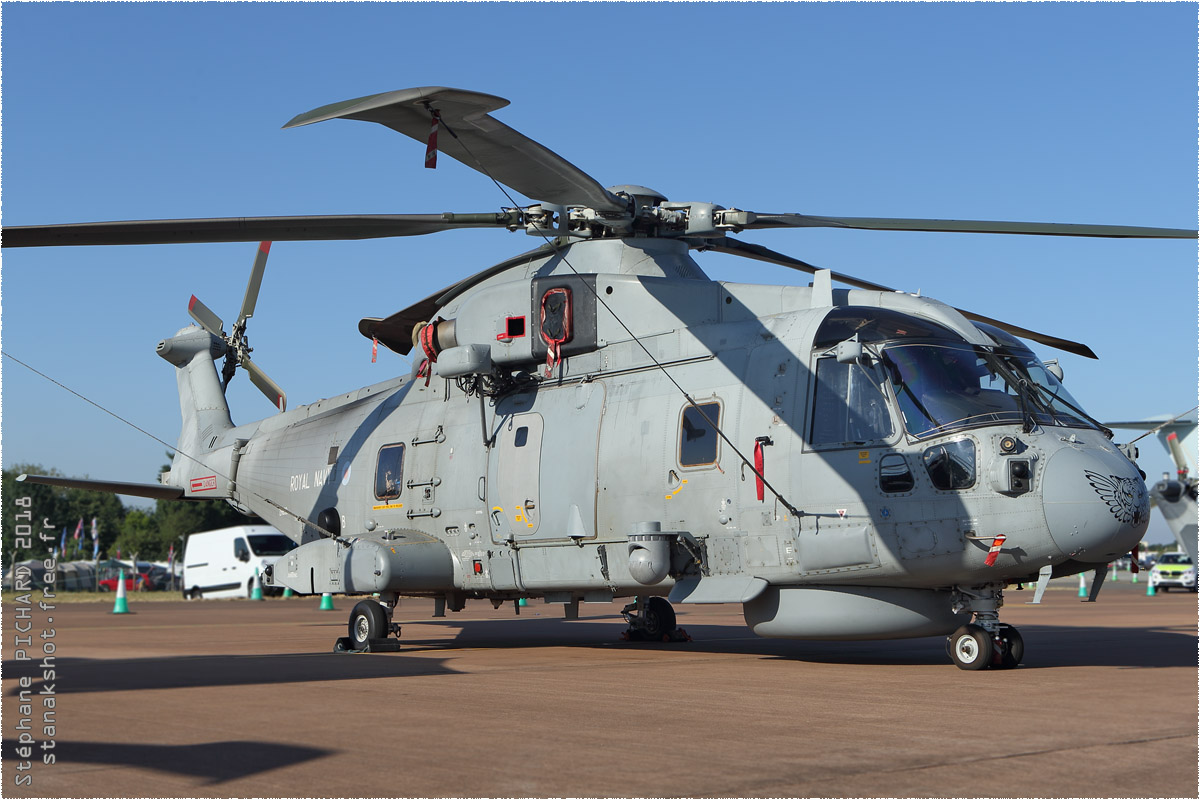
241,357,286,412
187,295,225,337
237,241,271,328
707,237,1099,359
734,213,1197,239
1,212,518,248
284,87,627,214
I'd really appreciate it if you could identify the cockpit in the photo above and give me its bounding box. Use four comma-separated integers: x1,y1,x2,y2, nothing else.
810,308,1099,445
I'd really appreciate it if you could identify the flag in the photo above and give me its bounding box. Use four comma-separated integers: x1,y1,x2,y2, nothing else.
74,518,83,540
91,517,99,540
116,547,122,560
93,538,99,561
59,528,66,554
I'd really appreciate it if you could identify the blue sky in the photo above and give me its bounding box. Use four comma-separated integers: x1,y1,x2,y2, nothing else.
2,3,1196,543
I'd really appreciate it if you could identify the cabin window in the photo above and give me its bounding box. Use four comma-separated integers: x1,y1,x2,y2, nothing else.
374,443,406,500
679,402,721,467
810,358,895,446
233,537,250,562
879,454,915,493
514,426,529,448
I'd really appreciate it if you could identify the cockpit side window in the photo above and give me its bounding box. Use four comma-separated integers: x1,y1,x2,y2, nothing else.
374,443,406,500
810,357,895,447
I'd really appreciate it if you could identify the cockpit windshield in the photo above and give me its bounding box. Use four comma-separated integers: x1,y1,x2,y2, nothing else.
882,341,1097,438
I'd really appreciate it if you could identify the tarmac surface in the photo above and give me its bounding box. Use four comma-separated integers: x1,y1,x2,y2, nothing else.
2,578,1197,798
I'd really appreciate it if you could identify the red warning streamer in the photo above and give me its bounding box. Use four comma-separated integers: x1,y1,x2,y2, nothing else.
984,534,1007,567
753,440,766,502
425,110,441,169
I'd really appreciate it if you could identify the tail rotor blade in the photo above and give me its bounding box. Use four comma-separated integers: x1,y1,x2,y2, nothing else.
236,241,271,328
188,295,225,337
242,356,287,412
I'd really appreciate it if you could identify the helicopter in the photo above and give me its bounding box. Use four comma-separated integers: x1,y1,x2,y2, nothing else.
1106,411,1198,565
8,86,1197,669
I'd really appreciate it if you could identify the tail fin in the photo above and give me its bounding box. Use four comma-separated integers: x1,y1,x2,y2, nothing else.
157,325,235,493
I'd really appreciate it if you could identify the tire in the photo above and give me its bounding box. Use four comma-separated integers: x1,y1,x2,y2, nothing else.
948,624,993,670
348,600,388,650
99,585,111,593
998,624,1024,669
642,597,677,640
189,586,202,601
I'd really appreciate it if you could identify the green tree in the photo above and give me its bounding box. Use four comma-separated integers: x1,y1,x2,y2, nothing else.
3,464,125,562
112,509,169,560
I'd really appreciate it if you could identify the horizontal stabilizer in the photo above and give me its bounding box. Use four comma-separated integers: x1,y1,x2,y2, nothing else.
17,473,185,500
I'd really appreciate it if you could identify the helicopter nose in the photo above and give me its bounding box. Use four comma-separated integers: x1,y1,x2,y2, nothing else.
1041,445,1150,563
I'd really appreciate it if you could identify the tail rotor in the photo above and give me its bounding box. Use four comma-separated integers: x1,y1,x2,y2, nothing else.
187,241,287,411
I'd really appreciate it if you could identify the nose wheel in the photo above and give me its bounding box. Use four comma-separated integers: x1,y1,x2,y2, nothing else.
621,596,690,642
947,622,1023,670
948,584,1023,670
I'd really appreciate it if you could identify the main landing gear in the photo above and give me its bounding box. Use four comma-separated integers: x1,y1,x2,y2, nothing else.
334,594,402,653
621,596,690,642
947,584,1023,670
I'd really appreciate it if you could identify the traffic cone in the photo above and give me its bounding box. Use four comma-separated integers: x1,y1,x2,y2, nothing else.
283,587,294,598
1077,573,1088,598
319,592,335,610
111,569,130,614
1146,580,1156,597
250,568,263,601
518,598,528,607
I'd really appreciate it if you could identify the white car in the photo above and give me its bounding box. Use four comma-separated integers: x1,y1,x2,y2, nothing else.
1149,552,1196,593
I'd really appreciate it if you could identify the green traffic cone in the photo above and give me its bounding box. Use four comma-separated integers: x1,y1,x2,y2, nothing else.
319,592,335,610
283,587,294,598
1077,574,1088,598
111,569,131,614
251,567,264,601
1132,571,1139,584
1146,580,1156,597
518,597,528,607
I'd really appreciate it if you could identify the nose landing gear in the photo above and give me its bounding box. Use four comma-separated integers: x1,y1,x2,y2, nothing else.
621,596,690,642
947,584,1023,670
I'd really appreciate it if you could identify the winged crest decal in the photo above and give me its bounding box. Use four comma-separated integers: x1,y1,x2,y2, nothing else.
1084,470,1149,526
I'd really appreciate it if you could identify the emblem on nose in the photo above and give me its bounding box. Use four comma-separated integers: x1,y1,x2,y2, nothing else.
1084,470,1149,527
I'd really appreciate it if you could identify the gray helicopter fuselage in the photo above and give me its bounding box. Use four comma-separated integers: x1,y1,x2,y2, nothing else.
161,237,1148,639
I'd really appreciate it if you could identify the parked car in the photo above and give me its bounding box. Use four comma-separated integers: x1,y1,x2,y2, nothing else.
1149,552,1196,592
96,561,153,592
182,525,296,599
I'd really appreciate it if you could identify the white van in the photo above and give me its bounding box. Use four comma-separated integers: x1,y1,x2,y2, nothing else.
182,525,296,599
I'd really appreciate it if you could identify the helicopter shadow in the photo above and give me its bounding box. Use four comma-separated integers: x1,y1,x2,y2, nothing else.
1,738,333,785
399,614,1197,670
3,649,459,697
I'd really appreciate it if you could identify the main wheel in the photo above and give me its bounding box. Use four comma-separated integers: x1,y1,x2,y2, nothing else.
997,624,1024,669
348,600,389,650
948,624,993,670
642,597,677,640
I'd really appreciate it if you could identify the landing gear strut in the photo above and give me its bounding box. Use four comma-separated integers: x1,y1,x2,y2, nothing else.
335,594,402,653
621,596,689,642
947,583,1023,670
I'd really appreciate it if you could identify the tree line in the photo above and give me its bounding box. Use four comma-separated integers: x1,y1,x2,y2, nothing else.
3,462,250,563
